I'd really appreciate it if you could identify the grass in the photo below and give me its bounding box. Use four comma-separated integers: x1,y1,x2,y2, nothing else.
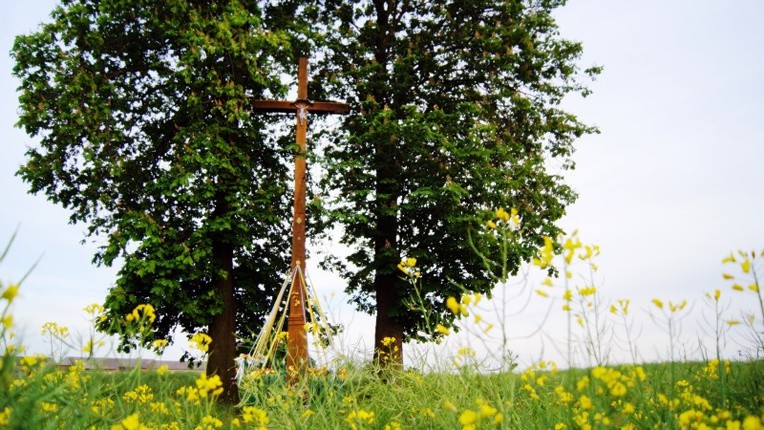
1,355,763,429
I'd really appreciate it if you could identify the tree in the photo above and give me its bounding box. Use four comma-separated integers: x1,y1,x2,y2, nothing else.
12,0,297,402
307,0,601,364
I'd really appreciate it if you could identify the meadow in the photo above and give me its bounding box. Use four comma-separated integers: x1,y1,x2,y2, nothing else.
1,222,763,429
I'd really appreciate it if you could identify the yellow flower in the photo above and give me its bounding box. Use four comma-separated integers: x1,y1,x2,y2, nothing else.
562,289,572,301
459,409,478,427
1,284,19,302
495,208,510,222
479,403,497,418
241,406,269,426
83,303,104,317
435,324,450,335
742,415,763,430
509,207,521,227
149,401,169,415
457,347,475,357
618,299,630,315
576,376,590,391
111,413,149,430
669,300,687,312
190,332,212,353
346,409,375,430
486,220,497,229
123,384,153,404
195,373,224,398
41,402,59,413
533,236,555,269
748,284,759,293
460,295,471,306
152,339,168,350
578,395,593,410
198,415,223,429
651,298,664,309
444,399,457,411
741,259,751,274
384,422,402,430
129,304,156,324
446,296,460,315
610,382,627,397
722,273,734,280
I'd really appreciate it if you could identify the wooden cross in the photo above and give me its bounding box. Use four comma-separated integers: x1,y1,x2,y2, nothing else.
252,57,349,378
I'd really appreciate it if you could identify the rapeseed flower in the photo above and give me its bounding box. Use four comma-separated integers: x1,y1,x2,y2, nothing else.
111,413,150,430
195,373,224,398
123,384,153,404
241,406,269,428
458,409,478,429
190,332,212,352
1,284,19,302
346,409,375,430
197,415,223,429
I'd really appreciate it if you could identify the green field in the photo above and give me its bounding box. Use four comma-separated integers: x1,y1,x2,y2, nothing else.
1,353,763,429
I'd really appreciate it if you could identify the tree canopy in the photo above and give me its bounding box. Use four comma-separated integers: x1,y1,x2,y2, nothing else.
13,0,600,393
12,0,300,401
306,0,600,362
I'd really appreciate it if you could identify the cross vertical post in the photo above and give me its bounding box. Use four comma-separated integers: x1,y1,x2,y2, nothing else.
252,57,349,382
287,57,309,379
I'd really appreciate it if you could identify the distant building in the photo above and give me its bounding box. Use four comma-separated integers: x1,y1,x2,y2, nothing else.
58,356,202,372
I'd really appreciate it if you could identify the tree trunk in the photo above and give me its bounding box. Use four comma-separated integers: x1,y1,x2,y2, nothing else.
372,187,402,366
207,192,240,404
208,238,239,404
374,270,404,366
370,0,404,368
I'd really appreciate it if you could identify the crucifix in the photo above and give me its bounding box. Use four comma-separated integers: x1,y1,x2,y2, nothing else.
252,57,349,378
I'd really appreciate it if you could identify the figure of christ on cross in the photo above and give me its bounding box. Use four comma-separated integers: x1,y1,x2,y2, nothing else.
251,57,349,379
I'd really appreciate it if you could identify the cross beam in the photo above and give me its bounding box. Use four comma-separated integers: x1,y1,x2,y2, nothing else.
252,57,349,379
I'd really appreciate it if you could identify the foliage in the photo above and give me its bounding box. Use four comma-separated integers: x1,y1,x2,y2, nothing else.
301,0,601,359
11,0,300,398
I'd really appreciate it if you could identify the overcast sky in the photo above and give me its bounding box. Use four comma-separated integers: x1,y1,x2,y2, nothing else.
2,1,763,368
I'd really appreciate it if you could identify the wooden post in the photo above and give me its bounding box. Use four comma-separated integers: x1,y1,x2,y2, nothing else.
252,57,349,381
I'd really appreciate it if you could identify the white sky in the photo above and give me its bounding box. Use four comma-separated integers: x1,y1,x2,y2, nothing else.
2,1,763,368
